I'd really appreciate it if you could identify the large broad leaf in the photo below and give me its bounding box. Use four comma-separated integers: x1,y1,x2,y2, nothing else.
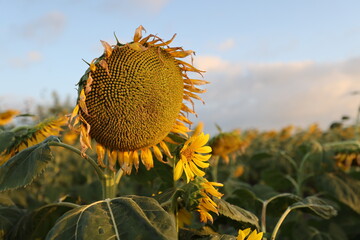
214,198,259,229
7,202,77,240
318,172,360,214
290,196,337,219
46,195,177,240
0,136,59,191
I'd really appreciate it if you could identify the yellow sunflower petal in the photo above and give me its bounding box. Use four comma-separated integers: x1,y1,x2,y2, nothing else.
192,158,210,168
174,160,184,181
130,150,140,171
141,148,153,170
189,161,205,177
152,145,165,163
193,153,211,162
195,146,212,154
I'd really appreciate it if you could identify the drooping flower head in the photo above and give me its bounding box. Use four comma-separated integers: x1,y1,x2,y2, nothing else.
70,26,208,173
0,116,67,165
196,179,223,223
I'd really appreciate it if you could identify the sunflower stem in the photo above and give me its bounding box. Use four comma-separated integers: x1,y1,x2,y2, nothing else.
270,207,291,240
100,151,118,199
47,141,105,180
102,169,117,199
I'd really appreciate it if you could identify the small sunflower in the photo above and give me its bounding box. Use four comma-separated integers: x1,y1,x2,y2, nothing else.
210,130,247,164
174,126,212,183
197,179,223,223
237,228,263,240
0,110,20,126
70,26,208,173
334,152,360,171
0,116,67,165
177,208,192,228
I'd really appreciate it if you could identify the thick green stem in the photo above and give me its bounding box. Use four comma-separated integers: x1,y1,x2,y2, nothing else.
102,169,117,199
48,141,105,180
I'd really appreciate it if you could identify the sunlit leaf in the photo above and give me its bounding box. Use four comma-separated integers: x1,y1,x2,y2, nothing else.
290,196,337,219
318,172,360,214
214,198,259,229
0,136,60,191
46,195,177,240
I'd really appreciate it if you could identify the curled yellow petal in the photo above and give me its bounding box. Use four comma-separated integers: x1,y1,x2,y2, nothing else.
100,40,113,58
133,25,146,42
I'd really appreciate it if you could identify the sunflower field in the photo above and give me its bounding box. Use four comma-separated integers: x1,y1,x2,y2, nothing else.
1,27,360,240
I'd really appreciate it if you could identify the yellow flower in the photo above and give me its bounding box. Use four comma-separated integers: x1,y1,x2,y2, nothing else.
334,152,359,171
174,132,212,183
233,165,245,178
237,228,263,240
62,129,79,145
0,110,20,126
70,26,208,174
197,179,223,223
210,130,247,164
177,208,192,228
0,116,67,165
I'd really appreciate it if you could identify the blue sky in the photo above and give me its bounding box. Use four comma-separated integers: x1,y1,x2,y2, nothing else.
1,0,360,133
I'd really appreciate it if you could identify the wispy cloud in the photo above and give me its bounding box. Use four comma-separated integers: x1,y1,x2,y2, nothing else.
191,56,360,133
9,51,43,68
20,12,66,44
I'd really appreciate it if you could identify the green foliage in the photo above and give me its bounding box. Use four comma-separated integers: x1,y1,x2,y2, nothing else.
0,136,59,192
0,196,25,239
318,172,360,214
46,196,177,240
0,131,15,153
6,202,78,240
215,198,259,229
1,97,360,239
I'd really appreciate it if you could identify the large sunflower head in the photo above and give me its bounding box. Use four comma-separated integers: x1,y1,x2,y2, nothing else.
70,26,208,172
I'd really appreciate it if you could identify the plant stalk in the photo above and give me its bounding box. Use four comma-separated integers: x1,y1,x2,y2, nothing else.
102,169,117,199
271,207,291,240
48,141,105,180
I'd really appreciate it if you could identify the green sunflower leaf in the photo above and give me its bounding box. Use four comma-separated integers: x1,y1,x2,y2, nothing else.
0,136,60,192
45,195,177,240
214,198,260,229
318,172,360,214
289,196,337,219
0,130,15,153
0,195,25,239
7,202,77,240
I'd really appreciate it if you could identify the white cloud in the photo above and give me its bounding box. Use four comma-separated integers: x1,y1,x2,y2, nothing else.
194,56,232,72
21,12,66,44
190,56,360,134
9,51,43,68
